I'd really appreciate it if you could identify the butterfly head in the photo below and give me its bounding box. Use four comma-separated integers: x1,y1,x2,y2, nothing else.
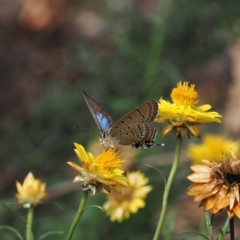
99,131,118,148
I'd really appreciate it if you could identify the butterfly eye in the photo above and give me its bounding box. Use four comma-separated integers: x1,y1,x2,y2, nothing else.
100,132,107,138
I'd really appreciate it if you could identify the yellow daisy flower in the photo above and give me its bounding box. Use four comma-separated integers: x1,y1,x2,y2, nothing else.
103,171,152,222
15,172,47,208
155,82,222,138
67,143,129,195
88,138,137,172
187,150,240,219
187,134,240,164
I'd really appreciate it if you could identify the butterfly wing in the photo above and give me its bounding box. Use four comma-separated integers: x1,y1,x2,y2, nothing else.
83,91,113,133
111,123,157,146
110,100,158,125
108,100,158,147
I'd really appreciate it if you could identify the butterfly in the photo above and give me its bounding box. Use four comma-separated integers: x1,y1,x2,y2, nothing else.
83,91,158,148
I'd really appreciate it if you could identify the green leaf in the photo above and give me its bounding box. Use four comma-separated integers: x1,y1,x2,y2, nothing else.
216,217,230,240
204,212,213,237
0,203,26,223
145,164,166,186
178,230,210,240
0,225,24,240
38,231,65,240
48,201,64,210
221,217,230,234
163,208,177,240
84,205,105,212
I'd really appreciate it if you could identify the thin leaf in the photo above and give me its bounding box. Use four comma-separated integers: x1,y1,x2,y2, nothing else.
38,231,64,240
216,217,230,240
0,203,26,223
204,212,213,237
221,217,230,234
84,205,105,212
48,201,64,210
178,230,210,240
197,214,207,240
163,208,177,240
145,164,166,186
217,229,224,240
0,225,24,240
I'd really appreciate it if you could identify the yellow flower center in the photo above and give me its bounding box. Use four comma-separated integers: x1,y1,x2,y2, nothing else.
171,82,198,106
96,149,123,170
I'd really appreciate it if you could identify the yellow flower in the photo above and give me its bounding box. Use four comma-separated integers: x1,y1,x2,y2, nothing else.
15,172,47,208
103,171,152,222
187,134,240,164
67,143,129,195
187,150,240,219
88,138,137,172
155,82,222,138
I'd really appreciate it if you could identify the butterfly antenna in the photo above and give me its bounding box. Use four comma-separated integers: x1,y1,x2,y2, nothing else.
73,125,90,130
155,143,165,147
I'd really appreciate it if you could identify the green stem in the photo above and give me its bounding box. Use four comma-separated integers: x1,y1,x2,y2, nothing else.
66,190,89,240
26,205,34,240
153,136,182,240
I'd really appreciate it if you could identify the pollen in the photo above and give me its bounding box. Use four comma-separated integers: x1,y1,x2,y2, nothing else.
171,82,198,106
96,149,123,170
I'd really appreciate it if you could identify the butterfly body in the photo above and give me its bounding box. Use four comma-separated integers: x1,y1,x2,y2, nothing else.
83,91,158,148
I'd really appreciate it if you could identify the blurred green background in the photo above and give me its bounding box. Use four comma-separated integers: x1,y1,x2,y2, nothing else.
1,0,240,239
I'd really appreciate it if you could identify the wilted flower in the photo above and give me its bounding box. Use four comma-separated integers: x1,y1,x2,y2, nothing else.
15,172,47,208
187,150,240,218
103,171,152,222
187,134,240,164
155,82,221,138
67,143,128,195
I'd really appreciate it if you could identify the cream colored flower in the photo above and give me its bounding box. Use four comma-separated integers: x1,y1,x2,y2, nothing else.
15,172,47,208
67,143,128,195
103,171,152,222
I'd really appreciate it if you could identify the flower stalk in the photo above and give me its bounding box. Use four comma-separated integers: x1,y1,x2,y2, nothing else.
230,217,234,240
67,190,89,240
153,135,182,240
26,205,34,240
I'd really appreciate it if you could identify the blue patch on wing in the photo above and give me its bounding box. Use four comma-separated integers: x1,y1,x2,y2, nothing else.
96,113,111,132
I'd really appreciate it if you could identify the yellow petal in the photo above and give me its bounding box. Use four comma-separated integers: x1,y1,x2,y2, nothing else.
202,195,217,211
67,161,84,174
187,183,206,196
194,184,221,202
233,203,240,218
187,172,213,182
213,185,229,211
102,185,112,194
235,185,239,202
162,124,174,136
190,165,211,173
212,185,228,213
230,187,236,210
227,208,235,219
186,124,201,138
201,160,218,167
